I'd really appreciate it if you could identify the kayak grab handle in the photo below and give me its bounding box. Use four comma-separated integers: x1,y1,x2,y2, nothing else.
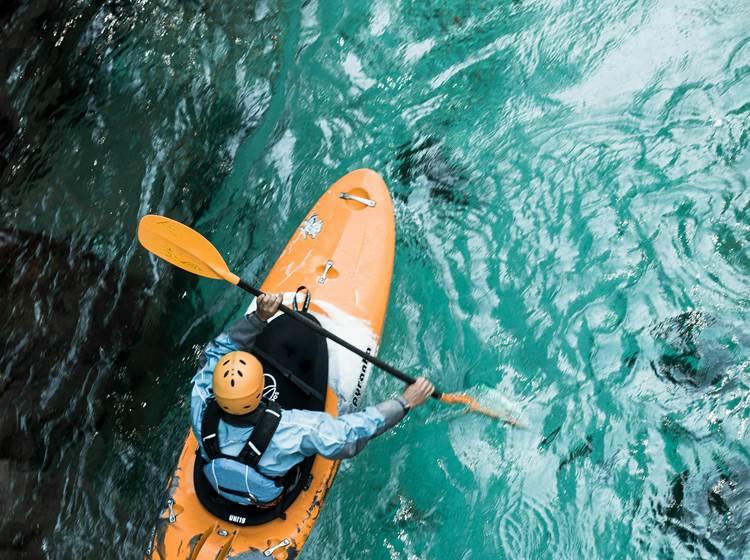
317,260,334,284
167,499,176,523
264,538,290,556
339,192,376,207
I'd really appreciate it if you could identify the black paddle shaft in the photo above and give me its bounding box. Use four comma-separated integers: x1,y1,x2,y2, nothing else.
238,279,442,399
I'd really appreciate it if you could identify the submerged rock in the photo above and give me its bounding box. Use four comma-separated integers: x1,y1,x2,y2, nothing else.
651,457,750,556
557,435,594,471
0,0,105,191
394,136,470,206
649,310,743,389
0,227,149,557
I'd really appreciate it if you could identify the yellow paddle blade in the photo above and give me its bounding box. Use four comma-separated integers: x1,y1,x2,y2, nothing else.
137,215,240,285
440,393,526,428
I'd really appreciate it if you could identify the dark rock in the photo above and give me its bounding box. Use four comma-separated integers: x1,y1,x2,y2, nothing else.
652,458,750,556
650,310,723,388
557,434,593,470
394,136,470,206
0,227,149,556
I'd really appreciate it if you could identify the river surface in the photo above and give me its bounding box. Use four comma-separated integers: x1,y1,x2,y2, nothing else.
2,0,750,558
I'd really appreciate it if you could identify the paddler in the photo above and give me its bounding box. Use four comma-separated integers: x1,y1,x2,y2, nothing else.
191,292,435,507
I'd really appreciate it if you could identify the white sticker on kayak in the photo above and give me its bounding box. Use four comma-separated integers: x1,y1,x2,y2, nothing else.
263,373,279,401
300,214,323,238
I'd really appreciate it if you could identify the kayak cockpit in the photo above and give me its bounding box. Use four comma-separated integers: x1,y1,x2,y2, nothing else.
193,312,328,526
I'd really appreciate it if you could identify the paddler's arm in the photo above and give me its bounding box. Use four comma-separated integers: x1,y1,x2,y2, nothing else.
226,293,283,350
189,293,282,440
295,378,435,460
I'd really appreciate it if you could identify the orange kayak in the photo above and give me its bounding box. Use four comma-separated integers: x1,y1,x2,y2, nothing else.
146,169,395,559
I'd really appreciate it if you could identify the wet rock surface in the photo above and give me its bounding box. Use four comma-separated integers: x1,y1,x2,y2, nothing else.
0,228,149,557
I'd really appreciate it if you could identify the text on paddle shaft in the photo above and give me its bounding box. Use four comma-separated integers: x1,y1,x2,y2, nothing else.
351,347,372,408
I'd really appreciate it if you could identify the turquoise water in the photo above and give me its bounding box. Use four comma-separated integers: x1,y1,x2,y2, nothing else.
2,0,750,557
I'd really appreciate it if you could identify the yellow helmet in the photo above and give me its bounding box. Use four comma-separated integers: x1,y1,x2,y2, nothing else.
212,351,264,415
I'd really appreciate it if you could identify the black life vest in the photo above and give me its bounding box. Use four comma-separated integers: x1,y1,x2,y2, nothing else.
200,397,282,469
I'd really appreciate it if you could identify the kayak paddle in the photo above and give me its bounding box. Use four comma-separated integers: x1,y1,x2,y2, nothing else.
137,214,523,426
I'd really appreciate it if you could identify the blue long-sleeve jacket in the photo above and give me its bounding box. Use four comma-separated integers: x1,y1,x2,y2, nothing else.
190,312,407,504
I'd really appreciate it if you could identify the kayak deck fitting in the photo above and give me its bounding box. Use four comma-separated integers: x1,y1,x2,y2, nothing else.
147,169,395,559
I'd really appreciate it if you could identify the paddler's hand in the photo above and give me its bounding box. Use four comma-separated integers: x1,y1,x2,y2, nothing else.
256,293,282,322
402,377,435,409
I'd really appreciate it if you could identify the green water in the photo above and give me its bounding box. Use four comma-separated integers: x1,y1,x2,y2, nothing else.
2,0,750,558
